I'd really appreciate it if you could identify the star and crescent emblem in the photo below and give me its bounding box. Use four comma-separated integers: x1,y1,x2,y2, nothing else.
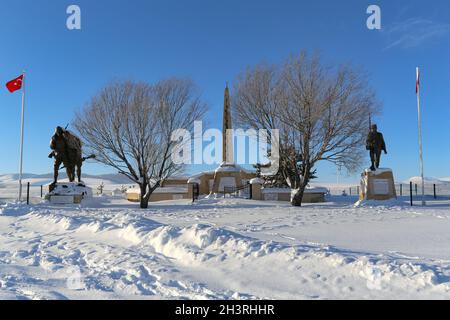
5,75,24,93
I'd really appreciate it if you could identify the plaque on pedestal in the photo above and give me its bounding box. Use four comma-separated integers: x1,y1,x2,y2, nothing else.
359,168,397,201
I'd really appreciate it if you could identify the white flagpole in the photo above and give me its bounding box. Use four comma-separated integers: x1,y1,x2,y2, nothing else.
18,71,26,202
416,67,425,206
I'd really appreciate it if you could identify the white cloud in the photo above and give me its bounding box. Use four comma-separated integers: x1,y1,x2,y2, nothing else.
383,18,450,50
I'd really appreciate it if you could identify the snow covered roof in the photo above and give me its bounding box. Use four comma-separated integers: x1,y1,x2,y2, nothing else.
126,186,188,194
215,165,241,173
188,171,214,181
250,178,264,185
165,176,190,181
305,187,329,194
187,177,201,184
187,163,255,181
214,162,255,174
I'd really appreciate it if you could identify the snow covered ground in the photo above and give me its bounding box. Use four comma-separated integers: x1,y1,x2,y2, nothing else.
2,186,450,300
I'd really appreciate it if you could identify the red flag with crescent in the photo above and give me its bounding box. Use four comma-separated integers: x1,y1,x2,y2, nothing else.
6,75,24,93
416,68,420,94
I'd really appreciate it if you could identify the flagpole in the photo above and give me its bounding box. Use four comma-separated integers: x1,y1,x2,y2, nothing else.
416,67,425,206
18,71,26,202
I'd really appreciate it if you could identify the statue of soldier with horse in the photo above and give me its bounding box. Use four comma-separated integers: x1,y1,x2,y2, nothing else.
48,126,95,191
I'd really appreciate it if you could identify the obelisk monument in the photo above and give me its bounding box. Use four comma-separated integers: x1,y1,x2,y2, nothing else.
222,83,233,163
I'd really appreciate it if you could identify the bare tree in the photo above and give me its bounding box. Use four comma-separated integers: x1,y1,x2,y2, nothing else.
232,52,379,206
73,79,207,208
232,64,302,189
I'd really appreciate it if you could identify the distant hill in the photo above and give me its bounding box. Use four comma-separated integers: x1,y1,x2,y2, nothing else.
404,176,450,185
0,173,133,186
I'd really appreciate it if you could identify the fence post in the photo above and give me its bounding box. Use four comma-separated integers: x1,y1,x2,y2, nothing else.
400,184,402,196
349,188,352,196
26,182,30,205
410,182,413,206
433,184,437,199
40,185,43,198
356,186,360,195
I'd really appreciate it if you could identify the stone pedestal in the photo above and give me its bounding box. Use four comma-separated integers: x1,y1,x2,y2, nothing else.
208,163,255,196
359,168,397,201
249,178,263,200
45,182,92,204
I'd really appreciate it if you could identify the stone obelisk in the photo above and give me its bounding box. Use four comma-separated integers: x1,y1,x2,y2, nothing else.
222,83,233,163
210,84,242,195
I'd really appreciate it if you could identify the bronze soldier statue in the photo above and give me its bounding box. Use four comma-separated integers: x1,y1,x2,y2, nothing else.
366,124,387,171
49,126,70,184
49,126,86,186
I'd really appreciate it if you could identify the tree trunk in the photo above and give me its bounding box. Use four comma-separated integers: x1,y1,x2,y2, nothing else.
139,183,150,209
291,162,310,207
291,184,306,207
139,182,159,209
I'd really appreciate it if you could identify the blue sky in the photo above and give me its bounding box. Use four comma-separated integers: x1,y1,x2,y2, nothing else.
0,0,449,183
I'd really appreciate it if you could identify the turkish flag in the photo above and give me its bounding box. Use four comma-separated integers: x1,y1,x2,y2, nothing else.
416,68,420,94
6,75,24,93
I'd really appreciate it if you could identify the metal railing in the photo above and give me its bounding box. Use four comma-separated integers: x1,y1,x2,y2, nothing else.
223,184,251,199
2,181,448,206
333,182,448,206
0,182,130,205
0,183,44,205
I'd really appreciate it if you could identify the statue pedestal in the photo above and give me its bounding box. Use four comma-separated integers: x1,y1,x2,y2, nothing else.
359,168,397,201
45,182,93,204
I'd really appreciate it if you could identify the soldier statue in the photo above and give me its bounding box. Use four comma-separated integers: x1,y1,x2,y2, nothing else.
49,126,87,187
366,124,387,171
